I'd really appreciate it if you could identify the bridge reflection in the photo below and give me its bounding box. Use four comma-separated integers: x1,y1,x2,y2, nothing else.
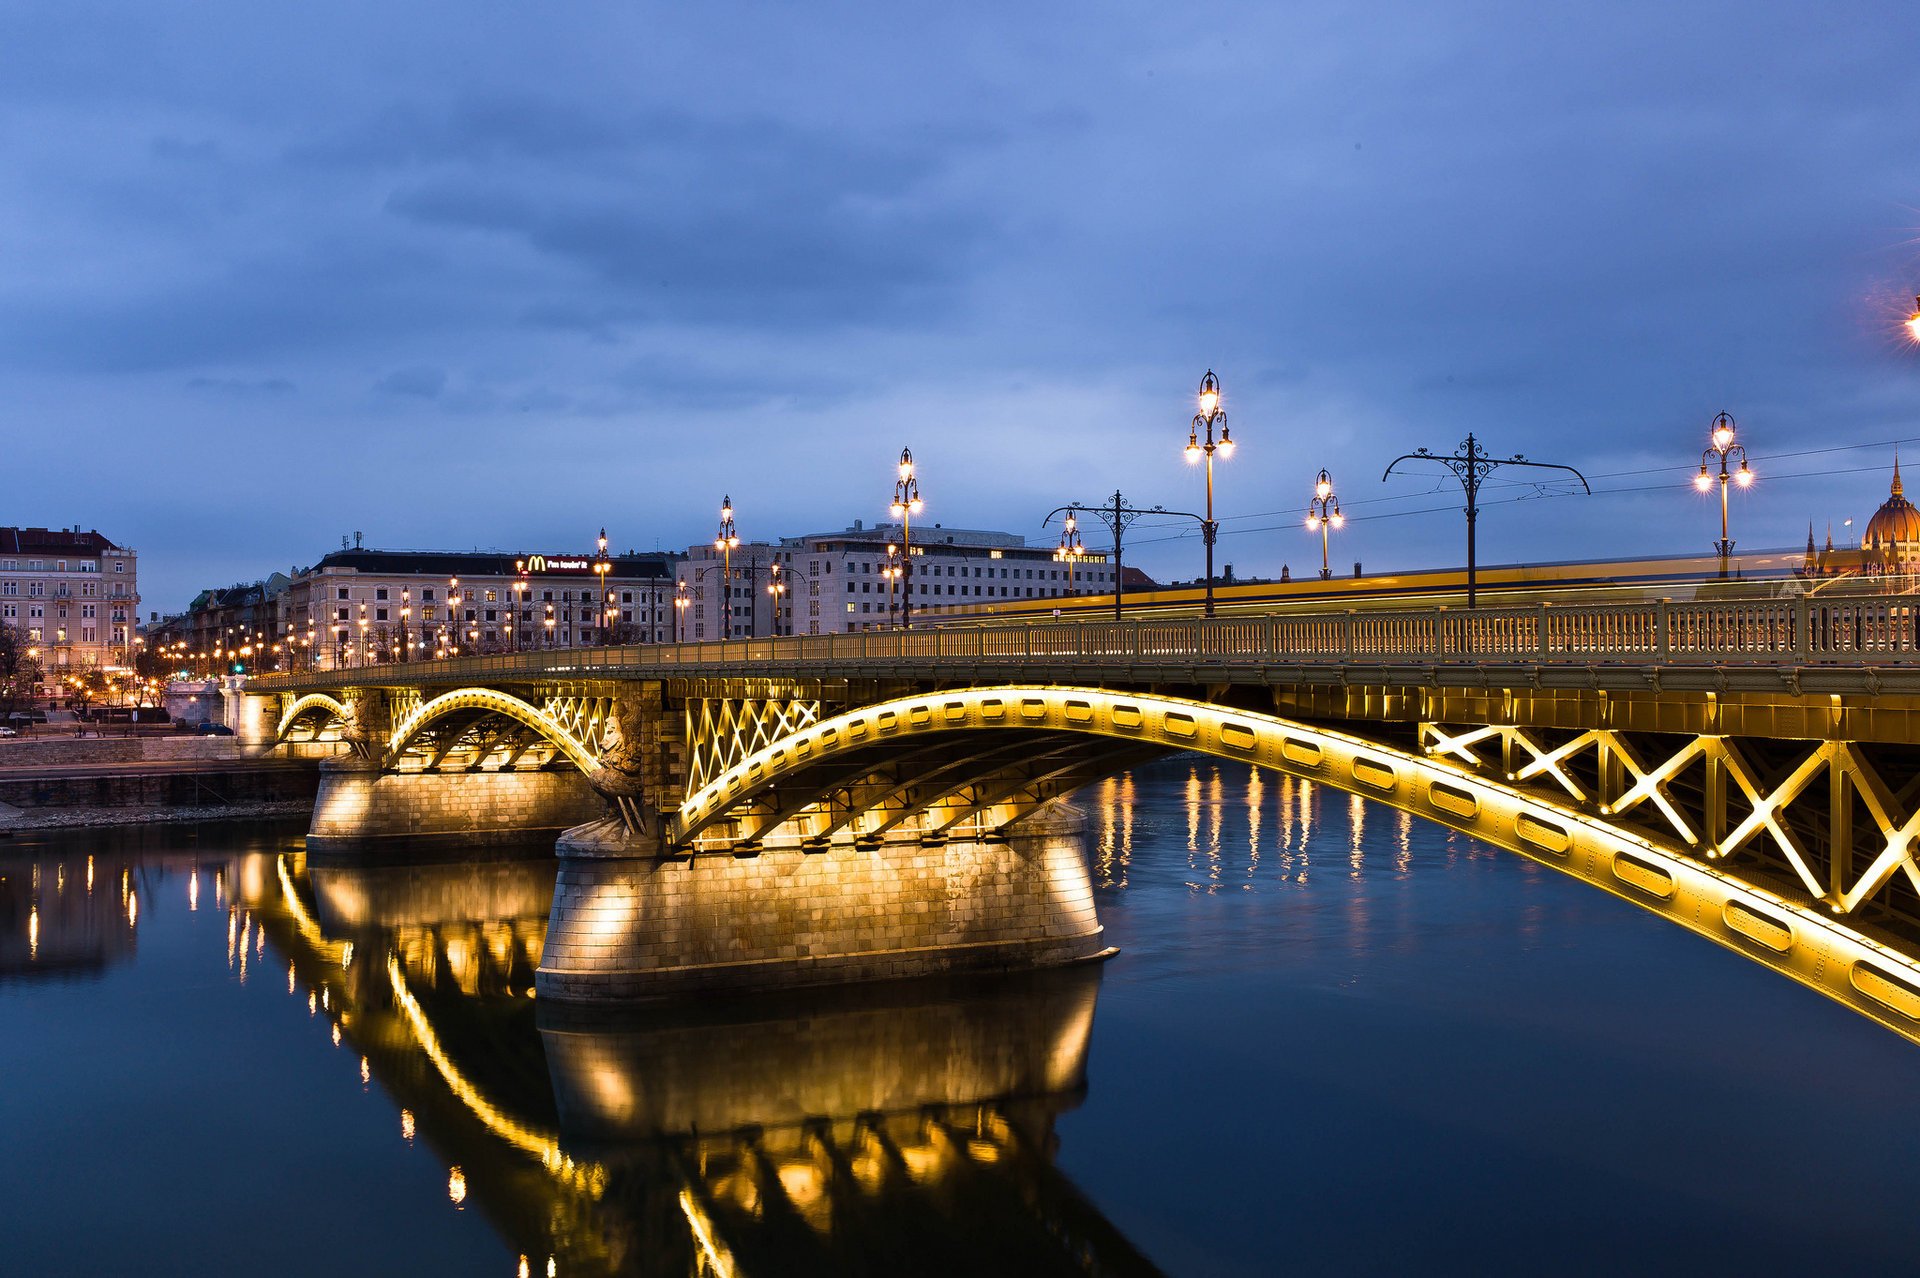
236,849,1158,1276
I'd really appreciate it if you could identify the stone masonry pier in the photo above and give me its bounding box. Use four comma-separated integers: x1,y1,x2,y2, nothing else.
306,759,603,858
538,806,1105,1002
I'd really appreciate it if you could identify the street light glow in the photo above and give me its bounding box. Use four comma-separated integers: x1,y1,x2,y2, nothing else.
1695,469,1712,492
1906,296,1920,344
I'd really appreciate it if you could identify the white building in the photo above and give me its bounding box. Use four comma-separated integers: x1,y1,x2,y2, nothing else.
0,526,140,684
280,544,681,669
783,521,1113,634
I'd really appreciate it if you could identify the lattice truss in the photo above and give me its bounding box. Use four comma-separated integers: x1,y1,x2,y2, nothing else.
1420,722,1920,925
389,691,618,772
684,731,1160,849
685,699,824,792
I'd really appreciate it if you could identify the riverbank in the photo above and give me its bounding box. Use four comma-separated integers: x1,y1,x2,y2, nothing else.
0,738,324,834
0,797,316,834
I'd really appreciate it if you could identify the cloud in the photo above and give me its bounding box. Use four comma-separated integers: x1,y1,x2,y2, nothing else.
186,374,295,396
375,365,447,398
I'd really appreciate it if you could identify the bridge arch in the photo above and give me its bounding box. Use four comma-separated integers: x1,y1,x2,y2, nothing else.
277,693,349,741
384,687,603,774
678,684,1920,1046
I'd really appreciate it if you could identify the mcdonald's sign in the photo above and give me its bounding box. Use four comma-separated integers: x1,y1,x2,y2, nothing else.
520,554,594,575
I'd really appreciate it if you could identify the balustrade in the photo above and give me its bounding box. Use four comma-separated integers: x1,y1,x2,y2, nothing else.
255,591,1920,686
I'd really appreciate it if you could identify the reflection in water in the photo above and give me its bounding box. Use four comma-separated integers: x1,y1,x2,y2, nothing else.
227,851,1159,1276
0,845,140,979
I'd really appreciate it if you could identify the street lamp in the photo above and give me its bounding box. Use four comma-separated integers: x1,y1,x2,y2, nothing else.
1054,512,1084,594
881,543,903,628
400,589,412,663
1184,369,1235,616
674,579,690,643
592,529,613,643
1696,410,1753,574
889,449,924,629
715,497,739,640
446,577,462,658
766,561,787,635
1305,469,1344,580
1906,295,1920,345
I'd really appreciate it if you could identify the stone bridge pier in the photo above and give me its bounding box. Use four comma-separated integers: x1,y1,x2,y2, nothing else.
273,679,1112,997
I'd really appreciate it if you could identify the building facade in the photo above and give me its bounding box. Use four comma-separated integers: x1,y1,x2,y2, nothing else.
784,521,1114,634
280,546,681,670
0,527,139,685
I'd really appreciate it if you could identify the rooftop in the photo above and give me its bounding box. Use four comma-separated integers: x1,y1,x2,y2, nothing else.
0,526,125,555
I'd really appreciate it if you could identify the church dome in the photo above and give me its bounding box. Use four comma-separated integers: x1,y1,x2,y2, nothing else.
1864,457,1920,556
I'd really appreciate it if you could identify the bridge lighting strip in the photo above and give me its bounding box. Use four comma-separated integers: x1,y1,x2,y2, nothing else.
678,685,1920,1046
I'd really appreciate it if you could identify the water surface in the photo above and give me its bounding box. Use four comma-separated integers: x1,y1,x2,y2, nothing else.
4,759,1919,1275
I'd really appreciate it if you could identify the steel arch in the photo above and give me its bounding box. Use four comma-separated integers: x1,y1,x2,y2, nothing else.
277,693,350,740
675,685,1920,1047
384,687,603,775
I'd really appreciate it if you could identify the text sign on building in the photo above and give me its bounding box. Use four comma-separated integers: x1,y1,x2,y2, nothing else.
522,554,596,574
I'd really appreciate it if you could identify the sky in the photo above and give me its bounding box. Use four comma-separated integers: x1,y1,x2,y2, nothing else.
5,0,1920,614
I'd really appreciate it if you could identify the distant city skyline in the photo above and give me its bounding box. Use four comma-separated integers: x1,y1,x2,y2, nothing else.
5,1,1919,611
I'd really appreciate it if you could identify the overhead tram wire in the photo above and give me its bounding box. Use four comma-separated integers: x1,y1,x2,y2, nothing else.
1089,433,1920,555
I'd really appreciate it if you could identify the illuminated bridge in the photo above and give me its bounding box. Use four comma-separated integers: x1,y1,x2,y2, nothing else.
243,592,1920,1044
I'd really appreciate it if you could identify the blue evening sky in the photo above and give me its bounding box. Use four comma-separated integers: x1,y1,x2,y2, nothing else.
4,1,1919,609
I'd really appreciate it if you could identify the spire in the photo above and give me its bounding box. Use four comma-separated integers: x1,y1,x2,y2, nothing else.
1895,447,1904,500
1825,521,1834,552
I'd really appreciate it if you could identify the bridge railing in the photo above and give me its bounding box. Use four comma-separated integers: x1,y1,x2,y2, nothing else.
249,592,1920,690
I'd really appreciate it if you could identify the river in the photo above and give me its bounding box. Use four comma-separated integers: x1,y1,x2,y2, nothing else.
3,757,1918,1275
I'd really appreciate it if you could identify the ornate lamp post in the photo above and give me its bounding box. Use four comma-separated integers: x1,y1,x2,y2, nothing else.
1696,411,1753,574
543,602,556,647
1054,512,1084,593
399,588,412,663
674,579,690,643
1184,370,1235,617
766,562,787,636
881,543,903,627
889,450,924,629
592,529,616,644
715,497,739,640
446,576,461,657
1906,296,1920,345
1305,469,1344,580
357,604,368,667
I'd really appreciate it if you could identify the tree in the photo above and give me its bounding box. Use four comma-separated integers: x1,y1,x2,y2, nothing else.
0,623,43,714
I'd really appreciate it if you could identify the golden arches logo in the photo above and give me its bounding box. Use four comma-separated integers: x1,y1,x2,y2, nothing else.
525,554,547,573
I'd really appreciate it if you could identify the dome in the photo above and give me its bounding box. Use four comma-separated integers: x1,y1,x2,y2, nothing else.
1864,456,1920,560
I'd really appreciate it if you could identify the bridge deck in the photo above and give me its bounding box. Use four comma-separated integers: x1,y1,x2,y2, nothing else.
250,595,1920,697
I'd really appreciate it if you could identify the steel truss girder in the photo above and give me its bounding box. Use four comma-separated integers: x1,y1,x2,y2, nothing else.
1417,721,1920,922
685,697,825,794
676,685,1920,1046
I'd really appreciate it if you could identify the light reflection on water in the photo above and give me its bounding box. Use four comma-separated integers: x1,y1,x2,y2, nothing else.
6,759,1920,1274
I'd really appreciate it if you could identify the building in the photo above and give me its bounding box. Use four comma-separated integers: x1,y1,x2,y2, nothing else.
1801,456,1920,584
781,521,1115,635
675,541,789,641
280,544,681,670
147,575,291,675
0,526,139,686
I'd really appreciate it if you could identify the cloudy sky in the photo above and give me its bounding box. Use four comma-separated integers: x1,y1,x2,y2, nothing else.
6,1,1920,612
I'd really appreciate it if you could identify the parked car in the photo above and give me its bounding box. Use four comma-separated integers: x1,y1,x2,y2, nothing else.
0,726,17,738
196,721,235,736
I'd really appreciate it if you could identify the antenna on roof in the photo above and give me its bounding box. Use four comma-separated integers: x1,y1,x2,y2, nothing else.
342,535,350,550
354,530,363,549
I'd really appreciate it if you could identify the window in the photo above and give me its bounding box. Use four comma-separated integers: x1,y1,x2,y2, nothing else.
621,591,633,604
115,562,125,573
422,588,435,602
484,589,497,603
27,583,42,597
376,588,389,601
338,588,349,600
376,608,388,621
0,583,11,596
336,608,348,621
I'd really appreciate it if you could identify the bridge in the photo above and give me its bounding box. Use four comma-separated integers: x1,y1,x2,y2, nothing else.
243,591,1920,1044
